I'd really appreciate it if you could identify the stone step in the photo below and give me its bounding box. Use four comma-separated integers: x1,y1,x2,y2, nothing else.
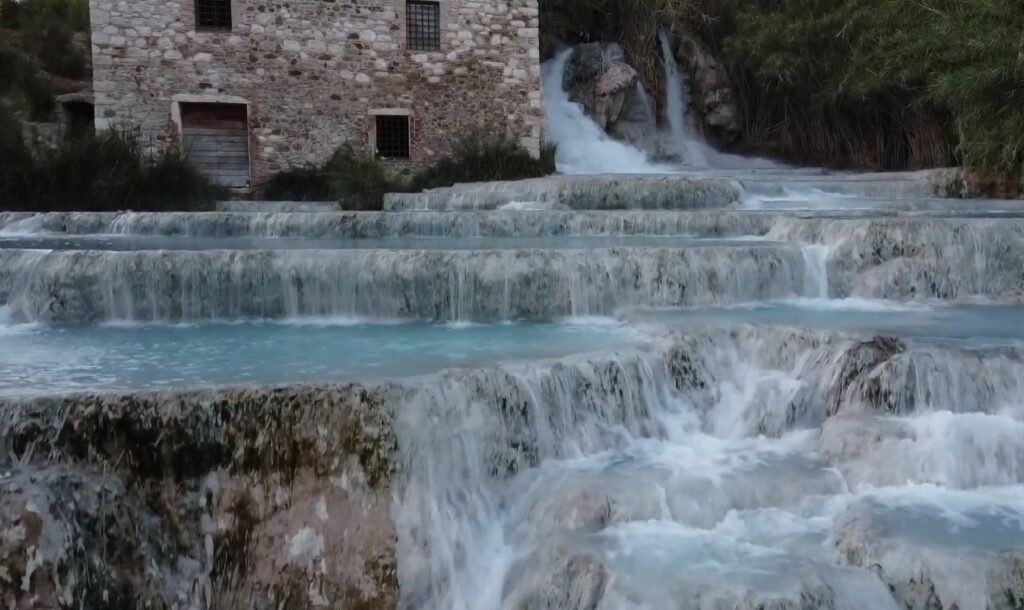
0,245,821,324
382,174,741,211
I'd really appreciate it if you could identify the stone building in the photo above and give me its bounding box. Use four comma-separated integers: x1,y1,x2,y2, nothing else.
89,0,544,188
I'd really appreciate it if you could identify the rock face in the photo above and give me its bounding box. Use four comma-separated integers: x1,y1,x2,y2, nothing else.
3,327,1023,608
565,43,659,149
675,33,742,147
0,384,400,610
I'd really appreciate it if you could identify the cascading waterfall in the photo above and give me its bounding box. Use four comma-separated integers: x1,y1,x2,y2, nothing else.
542,49,667,174
3,39,1024,609
659,31,710,167
390,325,1024,610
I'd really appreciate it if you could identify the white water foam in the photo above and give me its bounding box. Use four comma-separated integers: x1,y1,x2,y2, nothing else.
0,215,47,236
542,49,669,175
659,31,710,167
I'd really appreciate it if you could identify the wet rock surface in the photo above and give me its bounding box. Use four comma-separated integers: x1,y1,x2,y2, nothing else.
3,172,1024,609
2,325,1023,608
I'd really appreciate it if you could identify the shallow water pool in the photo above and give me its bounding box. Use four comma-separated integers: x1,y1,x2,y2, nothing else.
0,318,639,397
624,299,1024,345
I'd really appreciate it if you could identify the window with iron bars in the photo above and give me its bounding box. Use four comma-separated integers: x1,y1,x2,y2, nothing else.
195,0,232,32
376,115,411,160
406,1,440,51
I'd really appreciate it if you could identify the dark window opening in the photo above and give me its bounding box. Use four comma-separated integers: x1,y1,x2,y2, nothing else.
61,101,95,137
406,1,440,51
376,115,410,160
196,0,232,32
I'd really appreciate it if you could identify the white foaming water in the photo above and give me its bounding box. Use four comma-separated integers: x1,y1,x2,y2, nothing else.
799,244,831,299
659,31,709,167
389,321,1024,610
542,49,669,174
0,214,46,235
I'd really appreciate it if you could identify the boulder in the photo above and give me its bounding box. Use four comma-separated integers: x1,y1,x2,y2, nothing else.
676,34,742,146
565,42,654,141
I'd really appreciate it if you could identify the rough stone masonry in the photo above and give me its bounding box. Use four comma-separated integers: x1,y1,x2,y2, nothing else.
89,0,544,187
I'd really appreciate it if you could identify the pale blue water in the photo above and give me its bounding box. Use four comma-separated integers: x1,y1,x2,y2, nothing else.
624,299,1024,345
0,319,639,397
0,234,771,252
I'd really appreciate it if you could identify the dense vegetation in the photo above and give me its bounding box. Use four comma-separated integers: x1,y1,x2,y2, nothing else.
1,0,225,210
0,104,225,211
541,0,1024,174
0,0,90,120
264,137,557,209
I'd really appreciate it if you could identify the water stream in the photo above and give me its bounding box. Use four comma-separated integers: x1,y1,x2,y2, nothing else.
3,40,1024,610
542,49,667,174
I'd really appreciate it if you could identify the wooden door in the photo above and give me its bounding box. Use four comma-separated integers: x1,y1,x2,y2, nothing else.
180,103,250,188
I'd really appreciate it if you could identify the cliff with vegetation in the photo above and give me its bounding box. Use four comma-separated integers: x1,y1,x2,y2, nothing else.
541,0,1024,190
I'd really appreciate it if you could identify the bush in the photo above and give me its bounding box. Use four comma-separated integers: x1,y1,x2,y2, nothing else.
723,0,1024,173
0,46,57,120
0,114,226,211
30,21,89,79
0,103,37,204
2,0,90,81
264,145,400,210
407,137,556,192
15,0,90,32
0,0,22,29
262,165,334,202
323,145,401,210
264,138,555,208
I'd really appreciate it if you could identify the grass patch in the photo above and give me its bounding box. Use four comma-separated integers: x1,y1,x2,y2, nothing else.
0,103,226,211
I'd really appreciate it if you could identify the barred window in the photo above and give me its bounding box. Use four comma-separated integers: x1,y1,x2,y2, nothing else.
406,1,440,51
376,115,411,160
196,0,232,32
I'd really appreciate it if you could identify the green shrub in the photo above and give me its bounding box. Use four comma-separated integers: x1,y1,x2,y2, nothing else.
407,137,556,191
0,46,57,120
264,145,400,210
0,0,22,29
323,145,400,211
264,137,555,207
0,102,37,205
16,0,90,32
720,0,1024,172
262,165,334,201
0,123,225,211
2,0,90,81
30,21,89,79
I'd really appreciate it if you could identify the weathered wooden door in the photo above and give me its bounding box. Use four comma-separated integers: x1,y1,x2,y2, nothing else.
180,103,250,188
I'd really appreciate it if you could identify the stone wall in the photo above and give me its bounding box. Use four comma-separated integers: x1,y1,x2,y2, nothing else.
89,0,544,187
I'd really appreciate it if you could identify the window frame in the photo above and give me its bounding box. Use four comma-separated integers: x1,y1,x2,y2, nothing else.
406,0,441,52
195,0,233,33
375,114,412,160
